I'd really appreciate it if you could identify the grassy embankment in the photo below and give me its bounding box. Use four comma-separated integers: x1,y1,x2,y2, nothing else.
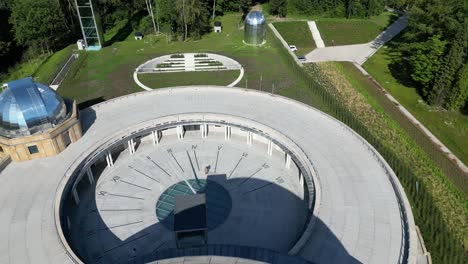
0,45,74,84
314,61,467,263
363,44,468,165
272,21,316,55
316,12,398,45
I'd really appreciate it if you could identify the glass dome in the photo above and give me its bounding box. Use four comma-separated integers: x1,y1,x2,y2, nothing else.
244,11,266,46
245,11,266,26
0,77,68,138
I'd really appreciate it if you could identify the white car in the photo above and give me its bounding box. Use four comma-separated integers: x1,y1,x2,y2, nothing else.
289,45,298,52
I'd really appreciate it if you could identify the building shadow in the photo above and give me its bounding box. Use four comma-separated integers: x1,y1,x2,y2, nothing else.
61,162,362,264
79,107,97,133
78,97,106,110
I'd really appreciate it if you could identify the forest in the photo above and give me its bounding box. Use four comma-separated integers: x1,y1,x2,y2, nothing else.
395,0,467,111
0,0,252,73
0,0,466,111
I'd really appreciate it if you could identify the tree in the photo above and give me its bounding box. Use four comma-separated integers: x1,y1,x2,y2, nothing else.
397,0,467,108
187,0,211,39
364,0,384,17
212,0,216,19
144,0,158,34
239,0,251,15
286,0,384,18
9,0,69,54
385,0,414,10
428,24,467,106
270,0,287,17
0,9,12,58
445,64,468,111
174,0,210,41
406,35,446,96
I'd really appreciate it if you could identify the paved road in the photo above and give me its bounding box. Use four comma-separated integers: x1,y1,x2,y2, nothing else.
306,14,408,65
0,87,418,263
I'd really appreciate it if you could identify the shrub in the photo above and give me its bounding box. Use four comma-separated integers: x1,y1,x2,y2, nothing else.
170,54,184,58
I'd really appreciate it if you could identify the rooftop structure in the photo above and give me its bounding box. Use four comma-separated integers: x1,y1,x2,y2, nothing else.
174,193,208,248
0,78,82,161
0,77,67,138
174,193,207,232
0,87,425,263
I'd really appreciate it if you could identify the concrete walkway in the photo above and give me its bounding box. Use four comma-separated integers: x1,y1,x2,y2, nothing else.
307,21,325,48
184,53,195,72
306,14,408,65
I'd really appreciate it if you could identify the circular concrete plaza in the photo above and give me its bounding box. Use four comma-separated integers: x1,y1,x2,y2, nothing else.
0,87,419,264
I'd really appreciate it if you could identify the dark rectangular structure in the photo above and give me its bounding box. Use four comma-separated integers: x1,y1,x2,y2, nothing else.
174,193,208,248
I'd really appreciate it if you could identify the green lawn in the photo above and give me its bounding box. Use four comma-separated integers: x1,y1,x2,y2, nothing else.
137,70,240,89
57,13,324,109
363,46,468,165
273,21,316,54
316,12,398,46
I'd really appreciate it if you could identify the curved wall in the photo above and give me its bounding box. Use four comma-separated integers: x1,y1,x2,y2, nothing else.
56,114,319,263
49,86,417,264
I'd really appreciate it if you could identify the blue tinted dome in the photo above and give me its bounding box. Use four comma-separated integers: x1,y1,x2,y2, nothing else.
0,77,68,137
245,11,265,26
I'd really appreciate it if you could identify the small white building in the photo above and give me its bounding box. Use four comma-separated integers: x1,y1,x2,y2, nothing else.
214,21,222,33
76,39,85,50
134,32,144,41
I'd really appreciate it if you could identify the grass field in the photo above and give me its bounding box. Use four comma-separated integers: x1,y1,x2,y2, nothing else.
363,45,468,165
57,13,325,110
316,12,398,46
273,21,316,54
137,70,240,88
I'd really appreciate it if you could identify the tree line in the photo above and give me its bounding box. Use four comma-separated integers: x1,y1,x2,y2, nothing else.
0,0,252,74
396,0,467,111
269,0,387,18
0,0,391,74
